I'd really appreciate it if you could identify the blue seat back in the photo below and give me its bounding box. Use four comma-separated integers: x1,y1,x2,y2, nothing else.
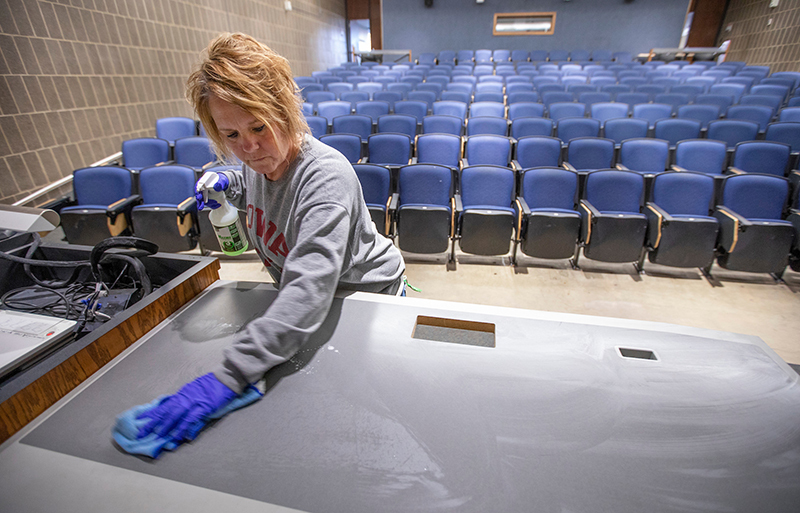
432,100,468,120
579,92,612,107
515,136,562,168
619,138,669,173
470,101,506,118
676,104,721,128
122,138,170,170
542,92,575,108
460,166,515,208
726,105,774,132
632,103,674,128
732,141,790,176
651,171,714,216
305,115,328,138
394,100,428,123
353,164,391,205
466,116,508,137
695,93,734,111
317,100,352,124
355,101,390,122
368,133,412,165
709,83,746,102
155,117,196,143
591,102,630,123
603,118,649,145
521,167,578,210
174,136,216,168
332,114,372,140
584,170,643,213
465,135,511,167
416,133,461,167
567,137,615,170
705,120,759,149
674,139,727,175
320,134,362,163
511,118,554,139
653,118,701,146
556,117,600,142
398,164,452,207
507,102,545,120
722,174,788,220
377,114,417,139
138,165,196,205
764,122,800,153
73,166,133,206
778,107,800,122
422,115,463,136
549,102,586,121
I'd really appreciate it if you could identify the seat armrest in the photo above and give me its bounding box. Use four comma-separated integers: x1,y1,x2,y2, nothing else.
789,208,800,252
515,196,531,216
461,158,469,169
106,194,141,236
177,196,197,214
39,194,74,213
645,202,673,249
713,205,752,253
616,163,629,171
515,196,530,241
409,157,417,165
453,193,463,213
177,196,198,236
579,199,600,244
726,167,745,175
107,194,141,217
511,160,522,172
563,162,577,172
358,156,368,164
670,165,687,172
201,160,221,171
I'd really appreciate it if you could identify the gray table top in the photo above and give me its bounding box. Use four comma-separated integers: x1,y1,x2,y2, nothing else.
2,281,799,512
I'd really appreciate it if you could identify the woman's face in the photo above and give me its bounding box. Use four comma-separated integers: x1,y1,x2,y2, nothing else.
208,94,293,180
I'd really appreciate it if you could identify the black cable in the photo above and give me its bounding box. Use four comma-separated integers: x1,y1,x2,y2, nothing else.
0,233,91,267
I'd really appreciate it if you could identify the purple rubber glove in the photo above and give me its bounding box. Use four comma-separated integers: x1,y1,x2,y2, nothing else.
195,172,230,211
135,373,236,442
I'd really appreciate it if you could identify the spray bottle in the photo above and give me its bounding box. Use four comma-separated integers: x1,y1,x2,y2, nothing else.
197,172,249,256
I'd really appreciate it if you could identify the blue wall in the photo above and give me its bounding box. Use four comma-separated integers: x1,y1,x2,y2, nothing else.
383,0,690,60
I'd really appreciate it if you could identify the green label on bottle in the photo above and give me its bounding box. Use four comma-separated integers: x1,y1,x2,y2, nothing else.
214,221,247,255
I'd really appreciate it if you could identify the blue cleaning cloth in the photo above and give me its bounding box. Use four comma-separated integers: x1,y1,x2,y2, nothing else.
112,385,263,458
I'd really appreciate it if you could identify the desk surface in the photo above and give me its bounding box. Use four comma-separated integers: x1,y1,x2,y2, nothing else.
2,281,799,512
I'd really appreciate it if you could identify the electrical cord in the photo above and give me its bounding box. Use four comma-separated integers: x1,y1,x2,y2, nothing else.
1,235,159,331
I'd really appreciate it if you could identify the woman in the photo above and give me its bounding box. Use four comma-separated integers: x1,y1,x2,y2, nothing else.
129,33,405,447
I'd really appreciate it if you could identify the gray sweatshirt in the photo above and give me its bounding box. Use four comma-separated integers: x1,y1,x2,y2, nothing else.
212,134,404,393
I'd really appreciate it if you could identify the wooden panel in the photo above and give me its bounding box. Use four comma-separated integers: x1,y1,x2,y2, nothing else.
369,0,382,50
347,0,369,20
0,259,220,444
687,0,728,48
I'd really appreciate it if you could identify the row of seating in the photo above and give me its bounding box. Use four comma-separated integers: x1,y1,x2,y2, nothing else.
305,107,800,165
315,128,799,180
56,163,249,255
359,163,800,276
417,49,636,65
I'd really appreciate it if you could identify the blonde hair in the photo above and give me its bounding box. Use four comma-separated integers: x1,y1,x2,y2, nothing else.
186,33,309,162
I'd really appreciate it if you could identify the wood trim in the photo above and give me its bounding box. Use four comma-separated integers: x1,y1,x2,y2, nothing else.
647,204,663,248
0,259,220,444
717,208,740,253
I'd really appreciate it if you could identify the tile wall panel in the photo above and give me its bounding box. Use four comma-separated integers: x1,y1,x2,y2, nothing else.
720,0,800,73
0,0,346,204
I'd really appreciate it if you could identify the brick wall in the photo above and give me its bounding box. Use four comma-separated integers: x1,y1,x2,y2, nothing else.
0,0,346,205
720,0,800,72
